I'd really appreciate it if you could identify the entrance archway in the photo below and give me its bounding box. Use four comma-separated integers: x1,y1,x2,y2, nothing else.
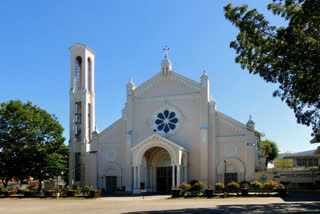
131,134,187,193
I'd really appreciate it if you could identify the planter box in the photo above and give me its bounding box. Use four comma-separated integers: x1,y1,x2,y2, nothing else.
67,190,76,197
171,190,181,198
205,189,213,198
45,190,54,197
241,188,249,196
89,190,101,198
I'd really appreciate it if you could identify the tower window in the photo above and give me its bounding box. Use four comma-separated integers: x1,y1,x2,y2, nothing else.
75,152,81,181
87,58,91,92
75,102,82,141
75,56,82,91
88,103,91,140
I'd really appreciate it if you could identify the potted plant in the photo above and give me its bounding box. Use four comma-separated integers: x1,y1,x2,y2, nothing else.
20,188,31,197
1,188,9,197
191,181,205,197
263,181,278,195
250,181,263,195
89,189,101,198
214,183,225,193
171,186,181,198
64,186,75,197
75,186,82,196
227,181,240,193
240,184,249,196
205,185,214,198
45,189,54,197
277,184,287,197
83,185,93,196
179,182,191,196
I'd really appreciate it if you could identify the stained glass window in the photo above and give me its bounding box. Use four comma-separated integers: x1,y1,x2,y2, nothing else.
155,110,179,133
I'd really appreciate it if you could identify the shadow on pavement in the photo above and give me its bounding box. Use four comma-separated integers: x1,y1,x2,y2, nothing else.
126,203,320,214
283,192,320,202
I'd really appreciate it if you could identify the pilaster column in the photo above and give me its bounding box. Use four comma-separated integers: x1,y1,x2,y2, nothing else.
172,165,175,189
184,166,187,183
177,165,181,187
150,167,153,187
145,166,148,188
133,166,137,188
137,165,141,188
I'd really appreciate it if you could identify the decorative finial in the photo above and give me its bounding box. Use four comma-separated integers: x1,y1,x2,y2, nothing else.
203,69,207,75
129,77,133,84
163,46,170,59
249,115,252,120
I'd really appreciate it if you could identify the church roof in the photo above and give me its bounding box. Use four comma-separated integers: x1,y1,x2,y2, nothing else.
133,71,201,96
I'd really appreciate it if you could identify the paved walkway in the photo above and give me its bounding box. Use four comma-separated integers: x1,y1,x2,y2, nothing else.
1,193,320,214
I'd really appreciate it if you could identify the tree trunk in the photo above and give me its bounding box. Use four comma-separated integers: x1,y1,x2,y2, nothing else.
37,178,43,193
3,178,8,188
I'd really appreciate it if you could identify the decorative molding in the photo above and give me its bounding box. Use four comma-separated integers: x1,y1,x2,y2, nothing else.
224,143,239,157
134,72,201,97
99,119,122,137
105,150,118,162
135,91,199,103
217,135,246,143
217,116,247,135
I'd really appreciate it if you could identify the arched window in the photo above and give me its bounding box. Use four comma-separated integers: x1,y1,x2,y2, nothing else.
75,56,82,91
87,58,91,92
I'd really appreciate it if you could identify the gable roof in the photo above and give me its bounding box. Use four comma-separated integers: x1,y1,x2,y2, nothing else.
131,134,186,152
133,71,201,97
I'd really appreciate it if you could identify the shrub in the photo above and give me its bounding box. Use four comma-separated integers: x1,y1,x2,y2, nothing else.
215,183,225,191
54,187,60,193
75,186,82,195
0,188,8,193
263,181,278,191
64,185,72,192
190,180,199,186
20,188,30,193
83,185,93,195
192,181,206,191
250,181,263,190
227,181,240,191
179,183,191,191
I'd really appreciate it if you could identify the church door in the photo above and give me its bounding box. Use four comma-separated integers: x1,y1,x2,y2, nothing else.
156,167,172,193
225,173,238,184
105,176,117,193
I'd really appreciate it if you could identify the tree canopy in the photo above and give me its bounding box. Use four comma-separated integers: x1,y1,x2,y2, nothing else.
0,100,68,190
224,0,320,142
260,139,279,165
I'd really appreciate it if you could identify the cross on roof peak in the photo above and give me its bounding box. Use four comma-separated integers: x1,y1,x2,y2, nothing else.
163,46,170,59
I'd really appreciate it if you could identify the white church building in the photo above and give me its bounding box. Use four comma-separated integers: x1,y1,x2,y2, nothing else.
68,43,265,193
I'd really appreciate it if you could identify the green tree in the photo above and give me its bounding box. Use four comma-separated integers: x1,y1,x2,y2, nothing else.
259,139,279,165
0,100,68,191
224,0,320,141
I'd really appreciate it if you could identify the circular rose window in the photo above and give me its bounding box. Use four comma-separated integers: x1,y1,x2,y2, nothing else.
154,109,179,134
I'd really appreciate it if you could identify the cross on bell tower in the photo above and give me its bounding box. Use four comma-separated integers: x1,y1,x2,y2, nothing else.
161,46,172,76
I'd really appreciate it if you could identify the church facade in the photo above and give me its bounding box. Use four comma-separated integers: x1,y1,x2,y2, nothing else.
68,43,264,193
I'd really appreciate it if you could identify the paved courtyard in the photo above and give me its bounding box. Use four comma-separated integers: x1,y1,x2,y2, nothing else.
1,193,320,214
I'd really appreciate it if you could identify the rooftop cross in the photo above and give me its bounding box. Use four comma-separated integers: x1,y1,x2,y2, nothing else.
163,46,170,59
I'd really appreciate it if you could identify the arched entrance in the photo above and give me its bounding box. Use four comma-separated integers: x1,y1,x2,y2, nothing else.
131,134,187,193
146,147,172,193
217,158,246,184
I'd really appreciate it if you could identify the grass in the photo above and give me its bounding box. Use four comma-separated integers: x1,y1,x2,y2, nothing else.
0,196,96,200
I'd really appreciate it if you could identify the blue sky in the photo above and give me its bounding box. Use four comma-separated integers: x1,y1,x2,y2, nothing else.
0,0,316,153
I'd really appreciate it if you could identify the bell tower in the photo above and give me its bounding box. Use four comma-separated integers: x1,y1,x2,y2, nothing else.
69,43,96,186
